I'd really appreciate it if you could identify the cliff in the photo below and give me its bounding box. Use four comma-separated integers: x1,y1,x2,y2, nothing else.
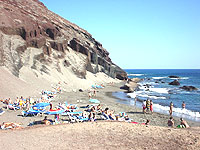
0,0,127,98
0,0,126,79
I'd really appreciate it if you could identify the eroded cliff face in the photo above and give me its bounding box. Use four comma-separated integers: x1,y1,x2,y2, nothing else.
0,0,127,80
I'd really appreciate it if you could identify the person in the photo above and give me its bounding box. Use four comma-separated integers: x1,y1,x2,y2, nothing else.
89,111,96,121
180,118,190,128
150,100,153,113
30,97,34,105
42,116,51,125
169,101,173,116
50,102,53,110
19,98,24,110
167,117,174,127
134,97,137,106
142,100,146,113
93,90,96,97
182,101,186,109
88,91,92,99
97,104,102,113
146,99,150,112
15,97,19,105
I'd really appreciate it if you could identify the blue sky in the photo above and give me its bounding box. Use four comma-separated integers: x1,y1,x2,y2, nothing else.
40,0,200,69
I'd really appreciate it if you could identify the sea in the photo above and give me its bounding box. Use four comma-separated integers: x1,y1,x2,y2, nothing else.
113,69,200,122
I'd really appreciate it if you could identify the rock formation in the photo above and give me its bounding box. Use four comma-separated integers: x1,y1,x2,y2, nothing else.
169,80,180,86
0,0,126,79
0,0,127,98
180,86,198,91
121,78,141,93
168,75,180,78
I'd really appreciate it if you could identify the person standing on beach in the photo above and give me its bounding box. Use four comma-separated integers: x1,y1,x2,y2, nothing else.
169,102,173,116
93,90,96,97
146,99,150,113
134,96,138,106
142,100,146,113
182,101,186,109
150,100,153,113
88,91,92,99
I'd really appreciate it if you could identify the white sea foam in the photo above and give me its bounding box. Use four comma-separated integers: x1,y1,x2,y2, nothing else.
149,88,169,94
153,104,200,121
137,94,166,99
180,77,189,80
152,77,167,79
127,92,137,98
127,91,166,100
169,77,189,80
128,74,144,76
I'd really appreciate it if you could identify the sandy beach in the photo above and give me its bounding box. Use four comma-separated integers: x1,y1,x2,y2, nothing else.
0,81,200,149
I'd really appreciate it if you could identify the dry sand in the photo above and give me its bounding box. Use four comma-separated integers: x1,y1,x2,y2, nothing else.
0,81,200,149
0,122,200,150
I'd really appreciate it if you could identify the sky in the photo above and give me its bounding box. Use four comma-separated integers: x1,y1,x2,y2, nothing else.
40,0,200,69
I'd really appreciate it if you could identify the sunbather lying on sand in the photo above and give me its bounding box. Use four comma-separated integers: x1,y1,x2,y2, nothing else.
42,116,52,125
0,122,22,130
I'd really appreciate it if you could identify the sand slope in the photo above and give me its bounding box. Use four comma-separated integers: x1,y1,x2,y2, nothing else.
0,122,199,150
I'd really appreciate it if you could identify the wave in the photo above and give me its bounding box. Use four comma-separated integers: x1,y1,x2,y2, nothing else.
128,74,144,76
169,77,189,80
138,94,166,99
152,77,167,79
127,91,167,100
153,103,200,121
148,88,169,94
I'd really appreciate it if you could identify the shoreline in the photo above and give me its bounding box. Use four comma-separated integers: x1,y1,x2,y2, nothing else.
1,81,200,149
103,82,200,127
0,81,199,128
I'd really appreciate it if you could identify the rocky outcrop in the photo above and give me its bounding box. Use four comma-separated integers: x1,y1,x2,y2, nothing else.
0,0,126,80
121,78,141,93
168,75,180,78
180,86,198,91
169,80,180,86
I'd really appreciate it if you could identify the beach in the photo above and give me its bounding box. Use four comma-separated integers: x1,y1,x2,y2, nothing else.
1,81,199,128
0,81,200,149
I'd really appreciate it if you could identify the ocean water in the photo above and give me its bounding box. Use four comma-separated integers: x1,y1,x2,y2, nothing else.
113,69,200,122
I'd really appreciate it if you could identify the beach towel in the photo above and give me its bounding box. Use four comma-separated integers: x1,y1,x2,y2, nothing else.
89,99,100,103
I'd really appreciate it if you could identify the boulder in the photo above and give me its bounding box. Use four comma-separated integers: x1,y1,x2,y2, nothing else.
168,75,180,78
129,78,141,83
180,86,198,91
120,78,139,93
169,80,180,86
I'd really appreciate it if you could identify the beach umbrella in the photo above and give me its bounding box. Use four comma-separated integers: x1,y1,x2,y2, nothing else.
89,99,100,103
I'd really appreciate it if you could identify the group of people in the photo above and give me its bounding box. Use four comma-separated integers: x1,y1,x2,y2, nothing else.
168,117,190,128
169,101,186,116
2,96,34,110
142,99,153,113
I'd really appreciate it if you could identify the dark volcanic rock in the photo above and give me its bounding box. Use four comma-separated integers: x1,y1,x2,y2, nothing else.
180,86,198,91
169,80,180,86
168,75,180,78
0,0,127,80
